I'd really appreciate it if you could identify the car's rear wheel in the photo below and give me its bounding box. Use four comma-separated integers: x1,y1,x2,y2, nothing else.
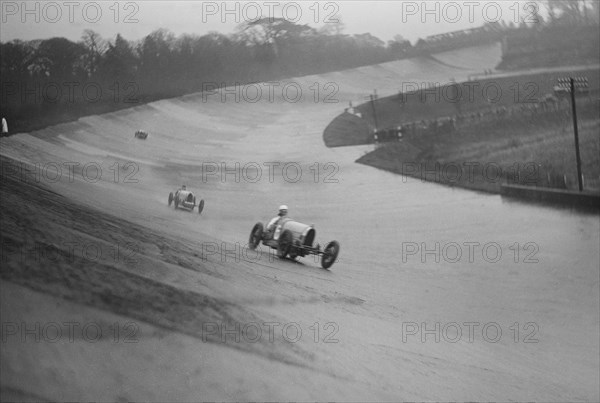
198,199,204,214
248,223,263,250
168,192,173,206
277,230,293,259
321,241,340,269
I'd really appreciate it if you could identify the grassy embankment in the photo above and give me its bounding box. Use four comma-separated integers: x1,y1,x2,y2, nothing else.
357,102,600,193
325,68,600,193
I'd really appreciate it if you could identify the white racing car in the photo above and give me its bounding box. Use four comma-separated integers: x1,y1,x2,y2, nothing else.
168,187,204,214
248,217,340,269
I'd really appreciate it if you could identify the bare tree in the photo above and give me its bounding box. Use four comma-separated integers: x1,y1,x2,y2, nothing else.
318,17,346,36
80,30,106,77
542,0,588,25
237,17,315,57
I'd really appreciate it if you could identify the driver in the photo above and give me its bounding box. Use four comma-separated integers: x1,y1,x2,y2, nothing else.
266,205,288,239
176,184,187,197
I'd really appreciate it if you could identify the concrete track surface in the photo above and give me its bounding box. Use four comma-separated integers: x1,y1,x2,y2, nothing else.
1,44,599,401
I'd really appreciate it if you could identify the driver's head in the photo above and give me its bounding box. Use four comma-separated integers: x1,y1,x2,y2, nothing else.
182,185,186,190
278,205,288,216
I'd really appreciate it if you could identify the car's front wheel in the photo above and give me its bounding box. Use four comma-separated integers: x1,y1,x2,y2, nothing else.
277,230,293,259
321,241,340,269
198,199,204,214
168,192,173,206
248,223,263,250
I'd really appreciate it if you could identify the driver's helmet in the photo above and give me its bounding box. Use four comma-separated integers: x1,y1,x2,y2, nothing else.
182,185,187,190
278,205,288,216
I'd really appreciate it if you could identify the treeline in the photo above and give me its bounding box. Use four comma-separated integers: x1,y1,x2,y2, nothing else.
2,3,597,133
498,24,599,70
498,0,599,70
0,16,528,133
0,19,403,133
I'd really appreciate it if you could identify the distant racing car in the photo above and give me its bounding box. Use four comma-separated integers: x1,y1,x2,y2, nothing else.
168,186,204,214
134,130,149,139
248,217,340,269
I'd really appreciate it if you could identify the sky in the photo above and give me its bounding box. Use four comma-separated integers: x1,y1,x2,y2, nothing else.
1,1,545,44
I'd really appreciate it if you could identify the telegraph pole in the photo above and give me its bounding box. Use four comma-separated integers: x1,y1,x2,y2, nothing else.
569,78,583,192
556,77,588,192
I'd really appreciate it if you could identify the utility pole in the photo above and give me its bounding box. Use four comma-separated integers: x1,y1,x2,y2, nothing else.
569,78,583,192
556,77,588,192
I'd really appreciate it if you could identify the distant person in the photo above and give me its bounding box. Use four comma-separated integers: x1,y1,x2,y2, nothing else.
1,117,7,135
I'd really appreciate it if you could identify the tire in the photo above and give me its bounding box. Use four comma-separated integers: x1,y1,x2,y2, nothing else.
248,222,263,250
321,241,340,269
168,192,173,206
198,199,204,215
174,197,179,209
288,240,301,260
277,230,293,259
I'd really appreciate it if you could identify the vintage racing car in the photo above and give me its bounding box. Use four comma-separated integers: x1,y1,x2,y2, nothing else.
248,217,340,269
168,187,204,214
134,130,149,139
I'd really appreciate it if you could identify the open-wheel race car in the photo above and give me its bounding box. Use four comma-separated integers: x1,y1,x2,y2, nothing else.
134,130,149,139
168,186,204,214
248,218,340,269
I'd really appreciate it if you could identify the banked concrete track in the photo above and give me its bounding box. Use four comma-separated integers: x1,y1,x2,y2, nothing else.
1,42,598,401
